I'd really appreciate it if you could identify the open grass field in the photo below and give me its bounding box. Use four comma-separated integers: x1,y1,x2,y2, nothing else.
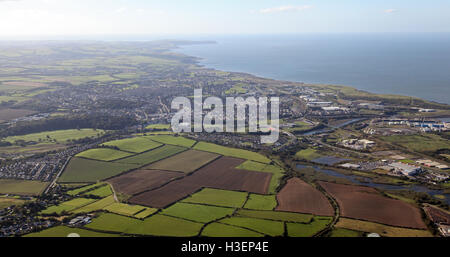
319,182,427,229
24,226,118,237
193,142,271,163
147,150,219,173
201,223,264,237
161,202,234,223
40,198,96,215
146,124,170,130
58,157,139,183
86,213,203,236
103,203,147,217
329,228,364,237
0,179,49,196
276,178,334,216
286,217,333,237
108,169,184,196
295,148,322,161
72,196,115,214
66,183,105,196
335,218,432,237
115,145,186,165
101,137,162,153
76,148,133,161
183,188,248,208
83,185,112,198
236,161,285,194
0,197,26,209
381,134,450,153
84,212,141,234
0,108,35,121
145,135,196,148
130,157,271,208
134,208,158,219
244,194,277,211
236,209,313,223
220,217,284,237
5,129,105,144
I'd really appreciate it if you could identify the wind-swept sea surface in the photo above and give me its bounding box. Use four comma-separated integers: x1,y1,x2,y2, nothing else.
176,34,450,104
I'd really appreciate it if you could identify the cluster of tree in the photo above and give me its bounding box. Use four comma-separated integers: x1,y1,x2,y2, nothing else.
0,114,138,138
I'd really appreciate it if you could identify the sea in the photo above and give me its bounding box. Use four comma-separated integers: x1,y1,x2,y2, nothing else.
175,34,450,104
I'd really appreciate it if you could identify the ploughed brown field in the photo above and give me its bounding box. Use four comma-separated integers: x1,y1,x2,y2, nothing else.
276,178,334,216
423,205,450,224
319,182,427,229
130,157,271,208
107,169,184,195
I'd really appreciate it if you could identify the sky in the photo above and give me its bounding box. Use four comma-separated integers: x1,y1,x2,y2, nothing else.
0,0,449,38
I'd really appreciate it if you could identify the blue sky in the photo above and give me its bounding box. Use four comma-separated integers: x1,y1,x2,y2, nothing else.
0,0,449,37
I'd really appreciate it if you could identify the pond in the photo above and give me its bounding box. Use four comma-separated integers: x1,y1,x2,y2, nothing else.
296,164,450,205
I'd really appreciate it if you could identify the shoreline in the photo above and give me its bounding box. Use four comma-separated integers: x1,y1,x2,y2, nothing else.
173,39,450,106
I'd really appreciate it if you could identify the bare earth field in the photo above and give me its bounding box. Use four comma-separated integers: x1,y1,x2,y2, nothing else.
107,169,184,195
130,157,271,208
146,150,219,173
423,205,450,224
319,182,427,229
276,178,334,216
0,108,36,121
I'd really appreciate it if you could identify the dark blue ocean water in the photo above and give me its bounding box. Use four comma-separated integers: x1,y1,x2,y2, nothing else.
176,34,450,104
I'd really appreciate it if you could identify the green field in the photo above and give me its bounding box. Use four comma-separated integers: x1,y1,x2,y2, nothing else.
115,145,186,165
76,148,133,161
134,208,158,219
86,213,203,236
146,124,170,130
0,197,26,209
182,188,248,208
5,129,105,144
24,226,118,237
40,198,96,215
329,228,364,237
220,217,284,237
236,209,313,223
66,183,105,196
295,148,322,161
161,202,234,223
83,185,112,198
147,149,219,173
145,135,196,148
58,157,138,183
72,196,116,214
236,161,285,194
101,137,162,153
0,179,49,196
243,194,277,211
194,142,271,164
381,134,450,153
103,203,147,216
201,223,263,237
286,217,333,237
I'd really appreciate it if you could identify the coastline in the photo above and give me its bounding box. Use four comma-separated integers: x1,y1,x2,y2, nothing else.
173,35,450,105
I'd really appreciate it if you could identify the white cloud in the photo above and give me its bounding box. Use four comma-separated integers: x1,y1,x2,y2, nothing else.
384,9,398,13
259,5,313,14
